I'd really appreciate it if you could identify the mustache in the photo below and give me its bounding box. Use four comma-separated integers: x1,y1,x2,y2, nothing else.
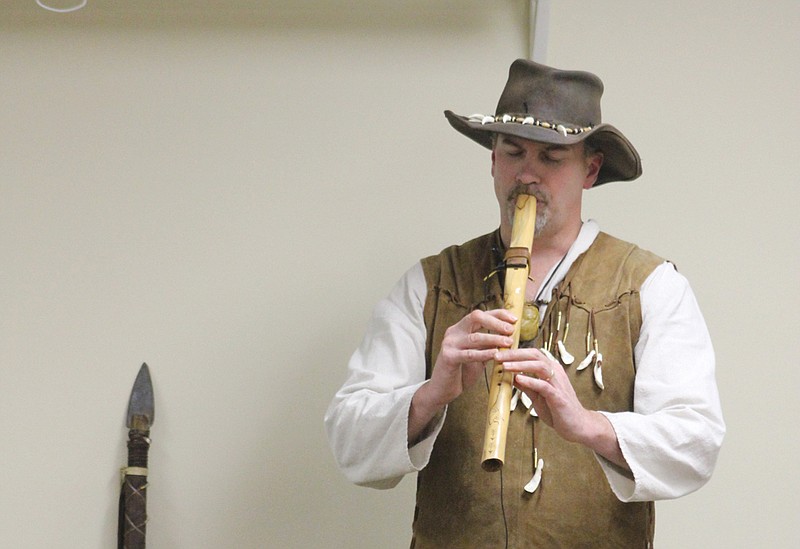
508,185,547,204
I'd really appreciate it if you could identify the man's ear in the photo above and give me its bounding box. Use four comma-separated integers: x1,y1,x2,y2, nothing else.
491,149,496,178
583,152,604,190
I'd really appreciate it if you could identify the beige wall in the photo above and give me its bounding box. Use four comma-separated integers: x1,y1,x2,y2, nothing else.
0,1,796,547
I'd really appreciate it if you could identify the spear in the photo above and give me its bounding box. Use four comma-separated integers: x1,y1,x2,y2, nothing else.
118,363,154,549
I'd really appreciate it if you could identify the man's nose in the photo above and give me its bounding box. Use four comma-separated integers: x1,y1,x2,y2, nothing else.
515,161,540,185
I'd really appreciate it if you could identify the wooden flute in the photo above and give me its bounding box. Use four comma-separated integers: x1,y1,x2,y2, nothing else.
481,193,537,472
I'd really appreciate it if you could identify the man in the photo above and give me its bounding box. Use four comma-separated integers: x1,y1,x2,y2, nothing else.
325,59,724,548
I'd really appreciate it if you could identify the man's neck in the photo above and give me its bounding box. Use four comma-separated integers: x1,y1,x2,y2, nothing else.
530,219,582,259
525,221,583,301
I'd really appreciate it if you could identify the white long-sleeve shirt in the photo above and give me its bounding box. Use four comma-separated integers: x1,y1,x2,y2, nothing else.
324,221,725,501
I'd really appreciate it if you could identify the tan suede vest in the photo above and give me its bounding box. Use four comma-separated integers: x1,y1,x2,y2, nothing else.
414,230,663,549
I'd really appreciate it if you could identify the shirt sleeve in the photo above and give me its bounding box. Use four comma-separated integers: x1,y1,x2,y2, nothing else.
324,262,442,489
598,262,726,501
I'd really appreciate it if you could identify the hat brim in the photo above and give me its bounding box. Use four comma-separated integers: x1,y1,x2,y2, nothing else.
444,110,642,186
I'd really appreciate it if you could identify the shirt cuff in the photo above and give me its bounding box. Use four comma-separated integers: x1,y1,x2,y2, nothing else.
408,405,447,469
595,411,637,501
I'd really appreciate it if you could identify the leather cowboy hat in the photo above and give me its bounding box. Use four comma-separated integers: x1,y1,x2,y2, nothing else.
445,59,641,186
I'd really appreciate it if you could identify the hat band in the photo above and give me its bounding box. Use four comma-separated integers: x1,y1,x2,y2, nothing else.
468,113,594,138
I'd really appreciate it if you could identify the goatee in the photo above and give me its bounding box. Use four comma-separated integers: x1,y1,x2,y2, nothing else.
507,186,548,232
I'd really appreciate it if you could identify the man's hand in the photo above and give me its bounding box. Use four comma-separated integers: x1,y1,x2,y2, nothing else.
499,347,630,471
408,309,517,444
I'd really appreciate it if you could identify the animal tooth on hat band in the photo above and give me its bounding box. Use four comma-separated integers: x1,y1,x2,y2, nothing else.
466,113,594,135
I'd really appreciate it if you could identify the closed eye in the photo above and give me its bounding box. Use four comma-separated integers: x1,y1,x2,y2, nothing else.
540,152,563,164
499,144,524,158
540,146,569,164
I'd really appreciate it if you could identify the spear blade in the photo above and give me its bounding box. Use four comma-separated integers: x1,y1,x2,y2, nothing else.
126,363,154,430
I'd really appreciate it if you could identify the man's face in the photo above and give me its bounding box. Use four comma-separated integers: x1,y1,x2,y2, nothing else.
491,134,603,244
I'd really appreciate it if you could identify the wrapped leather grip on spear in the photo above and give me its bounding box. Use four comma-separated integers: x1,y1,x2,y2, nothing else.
482,194,536,472
118,363,154,549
